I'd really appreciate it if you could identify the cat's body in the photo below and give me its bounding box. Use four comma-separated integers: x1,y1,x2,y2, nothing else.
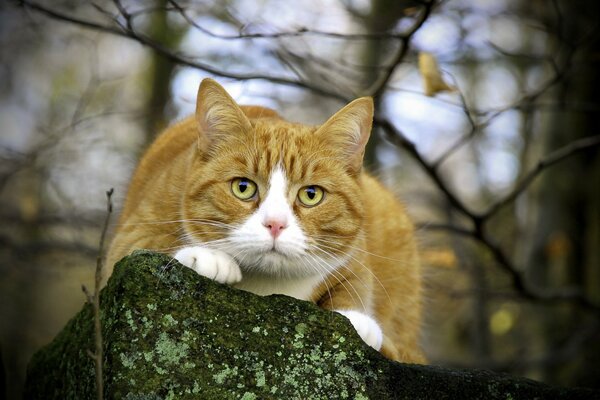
106,79,425,363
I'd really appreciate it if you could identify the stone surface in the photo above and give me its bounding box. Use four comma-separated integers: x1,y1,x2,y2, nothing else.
24,251,599,399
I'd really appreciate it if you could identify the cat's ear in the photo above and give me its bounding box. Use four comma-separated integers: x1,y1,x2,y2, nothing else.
315,97,374,174
196,78,252,149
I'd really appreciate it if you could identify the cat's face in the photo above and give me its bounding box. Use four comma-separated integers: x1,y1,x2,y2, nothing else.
181,79,373,279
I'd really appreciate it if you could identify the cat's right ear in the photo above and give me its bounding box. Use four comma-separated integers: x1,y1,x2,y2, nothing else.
315,96,374,175
195,78,252,151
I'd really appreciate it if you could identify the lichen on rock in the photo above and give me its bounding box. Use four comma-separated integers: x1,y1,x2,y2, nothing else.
24,251,599,399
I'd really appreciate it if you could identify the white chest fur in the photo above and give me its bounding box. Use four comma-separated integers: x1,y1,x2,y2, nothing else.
234,274,324,301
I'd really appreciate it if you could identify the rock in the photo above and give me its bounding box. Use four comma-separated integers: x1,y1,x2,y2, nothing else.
24,251,599,399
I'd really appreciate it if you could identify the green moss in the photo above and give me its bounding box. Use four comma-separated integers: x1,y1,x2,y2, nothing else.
255,370,266,387
162,314,178,327
155,332,189,365
120,352,139,369
212,365,238,385
24,251,600,400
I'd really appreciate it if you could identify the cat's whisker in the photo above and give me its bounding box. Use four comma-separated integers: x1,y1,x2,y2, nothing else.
299,255,335,306
304,250,368,315
312,237,414,266
310,233,354,240
116,218,237,229
310,242,393,308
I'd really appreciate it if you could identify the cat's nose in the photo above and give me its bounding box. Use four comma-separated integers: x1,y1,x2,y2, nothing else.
263,219,288,239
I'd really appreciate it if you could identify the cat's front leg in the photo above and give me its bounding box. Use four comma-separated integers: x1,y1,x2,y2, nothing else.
336,310,383,351
174,246,242,284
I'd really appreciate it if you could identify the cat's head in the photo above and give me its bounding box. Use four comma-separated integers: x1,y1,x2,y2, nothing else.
181,79,373,279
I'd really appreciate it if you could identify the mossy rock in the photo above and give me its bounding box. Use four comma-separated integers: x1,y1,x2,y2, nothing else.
24,251,599,399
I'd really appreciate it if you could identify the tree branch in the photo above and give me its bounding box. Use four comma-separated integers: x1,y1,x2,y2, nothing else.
368,0,436,99
17,0,350,102
480,134,600,220
167,0,415,41
81,188,114,400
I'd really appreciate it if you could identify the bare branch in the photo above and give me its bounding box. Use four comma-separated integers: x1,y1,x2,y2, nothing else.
84,188,114,400
421,222,599,311
377,116,474,218
416,222,475,238
167,0,414,41
17,0,349,102
431,82,479,169
481,134,600,220
431,20,582,169
81,284,94,304
368,0,436,98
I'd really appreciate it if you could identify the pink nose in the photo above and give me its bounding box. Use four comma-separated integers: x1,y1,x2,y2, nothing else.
263,219,287,239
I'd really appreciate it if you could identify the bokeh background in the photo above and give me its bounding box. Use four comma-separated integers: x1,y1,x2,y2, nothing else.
1,0,599,398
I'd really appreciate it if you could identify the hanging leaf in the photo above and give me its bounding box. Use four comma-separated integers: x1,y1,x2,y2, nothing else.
418,52,456,96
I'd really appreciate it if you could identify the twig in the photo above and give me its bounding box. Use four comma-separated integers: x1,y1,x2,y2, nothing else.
377,116,474,218
416,222,475,238
480,134,600,220
431,83,479,169
167,0,414,41
420,219,600,312
16,0,350,103
81,188,114,400
431,23,579,169
442,319,600,372
368,0,436,99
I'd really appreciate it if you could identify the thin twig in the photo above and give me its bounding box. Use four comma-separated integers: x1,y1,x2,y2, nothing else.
167,0,413,41
431,23,579,169
81,188,114,400
16,0,350,103
416,222,475,238
381,114,599,311
421,218,600,312
480,134,600,220
368,0,436,99
377,116,474,219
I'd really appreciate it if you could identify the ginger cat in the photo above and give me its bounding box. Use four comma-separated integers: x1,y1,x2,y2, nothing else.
105,79,425,363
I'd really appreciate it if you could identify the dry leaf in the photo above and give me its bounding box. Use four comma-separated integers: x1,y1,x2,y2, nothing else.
421,247,457,269
418,52,456,96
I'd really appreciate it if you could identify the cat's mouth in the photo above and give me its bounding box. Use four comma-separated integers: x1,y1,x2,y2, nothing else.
258,240,300,260
266,243,286,256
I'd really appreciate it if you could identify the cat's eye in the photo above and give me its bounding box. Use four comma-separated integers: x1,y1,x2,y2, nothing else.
231,178,257,200
297,185,324,207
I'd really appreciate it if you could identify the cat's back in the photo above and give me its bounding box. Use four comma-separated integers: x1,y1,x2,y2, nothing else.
360,173,423,361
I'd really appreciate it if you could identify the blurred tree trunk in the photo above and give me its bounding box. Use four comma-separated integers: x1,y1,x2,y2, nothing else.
143,0,184,145
2,167,43,400
525,0,600,387
360,0,413,167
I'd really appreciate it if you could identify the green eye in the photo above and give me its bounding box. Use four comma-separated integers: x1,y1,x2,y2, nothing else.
298,185,324,207
231,178,257,200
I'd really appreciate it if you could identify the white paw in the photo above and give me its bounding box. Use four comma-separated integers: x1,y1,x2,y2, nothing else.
336,310,383,351
174,246,242,284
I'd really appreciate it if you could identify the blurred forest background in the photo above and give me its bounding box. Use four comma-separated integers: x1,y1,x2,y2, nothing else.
1,0,599,398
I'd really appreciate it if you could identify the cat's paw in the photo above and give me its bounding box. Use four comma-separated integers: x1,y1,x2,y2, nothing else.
174,246,242,284
336,310,383,351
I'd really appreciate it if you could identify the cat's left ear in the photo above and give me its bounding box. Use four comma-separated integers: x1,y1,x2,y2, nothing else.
315,97,374,174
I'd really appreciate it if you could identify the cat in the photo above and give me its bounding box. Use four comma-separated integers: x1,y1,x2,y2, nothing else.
105,78,425,363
